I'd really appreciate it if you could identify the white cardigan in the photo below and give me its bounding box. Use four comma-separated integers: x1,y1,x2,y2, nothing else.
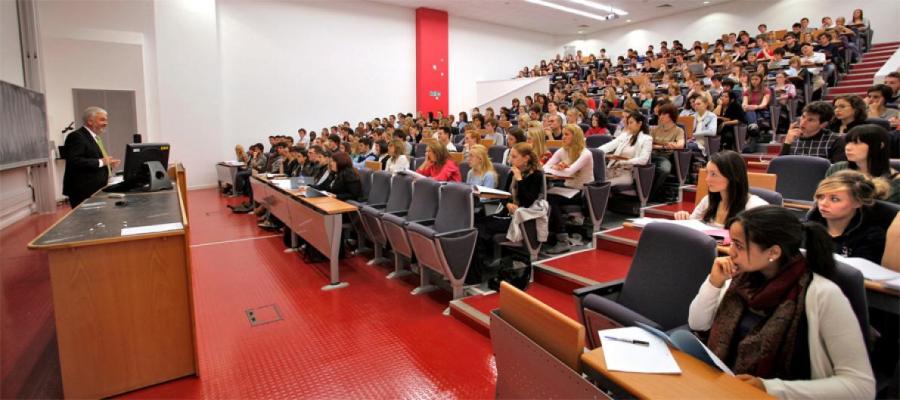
598,132,652,167
688,274,875,400
385,155,409,174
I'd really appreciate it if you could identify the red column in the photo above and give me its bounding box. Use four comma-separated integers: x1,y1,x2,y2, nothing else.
415,8,448,117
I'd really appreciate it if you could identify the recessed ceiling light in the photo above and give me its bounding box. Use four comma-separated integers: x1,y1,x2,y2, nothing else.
703,1,710,4
561,0,628,15
578,30,584,34
626,19,632,22
524,0,611,22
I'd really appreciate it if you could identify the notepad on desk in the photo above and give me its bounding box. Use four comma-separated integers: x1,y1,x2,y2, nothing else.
547,186,581,199
629,218,730,244
473,185,510,197
599,326,681,374
834,254,900,281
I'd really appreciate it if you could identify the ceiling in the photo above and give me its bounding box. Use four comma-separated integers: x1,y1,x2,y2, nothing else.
372,0,735,36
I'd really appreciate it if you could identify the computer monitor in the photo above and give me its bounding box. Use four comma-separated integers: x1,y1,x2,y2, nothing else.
104,142,172,192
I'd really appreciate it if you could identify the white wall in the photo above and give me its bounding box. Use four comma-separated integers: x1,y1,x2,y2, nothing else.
560,0,900,60
217,0,416,153
449,16,556,115
477,76,551,112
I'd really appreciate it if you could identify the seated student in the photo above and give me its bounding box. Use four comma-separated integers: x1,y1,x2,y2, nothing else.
542,124,594,255
288,147,308,177
305,145,326,180
373,139,389,167
502,127,527,166
675,151,768,227
781,32,803,55
598,111,652,189
650,104,686,197
866,84,899,120
312,150,334,187
772,71,797,108
688,94,718,158
827,124,899,203
830,95,868,134
885,71,900,105
807,170,899,264
585,112,610,136
714,90,747,152
351,138,376,169
688,206,876,399
461,129,481,160
384,139,410,174
799,44,830,94
416,141,461,182
269,142,288,174
526,126,552,165
780,101,846,162
311,152,362,201
438,126,457,152
472,143,546,280
742,74,771,129
465,145,497,188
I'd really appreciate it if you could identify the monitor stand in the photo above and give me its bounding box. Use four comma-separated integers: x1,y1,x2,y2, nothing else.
144,161,173,192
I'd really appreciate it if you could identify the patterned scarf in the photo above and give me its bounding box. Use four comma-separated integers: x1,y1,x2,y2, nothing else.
707,257,811,379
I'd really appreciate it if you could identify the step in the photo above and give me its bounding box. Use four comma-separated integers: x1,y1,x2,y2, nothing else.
829,85,875,94
449,280,580,337
871,41,900,50
844,72,876,80
682,185,697,204
838,76,874,85
853,60,889,69
864,48,897,57
851,65,882,73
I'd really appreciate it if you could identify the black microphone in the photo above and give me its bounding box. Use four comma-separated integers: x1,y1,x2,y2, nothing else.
61,121,74,134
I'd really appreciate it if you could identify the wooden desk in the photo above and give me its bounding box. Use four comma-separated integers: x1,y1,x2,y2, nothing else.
581,347,772,399
28,186,196,398
251,175,358,290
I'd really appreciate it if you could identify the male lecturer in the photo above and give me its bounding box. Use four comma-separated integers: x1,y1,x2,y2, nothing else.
63,107,121,208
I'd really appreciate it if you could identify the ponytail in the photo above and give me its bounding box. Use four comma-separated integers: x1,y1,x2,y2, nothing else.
801,222,836,279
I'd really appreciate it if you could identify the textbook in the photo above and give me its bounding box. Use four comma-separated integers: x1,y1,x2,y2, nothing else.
834,254,900,281
473,185,511,197
629,217,731,244
398,170,427,180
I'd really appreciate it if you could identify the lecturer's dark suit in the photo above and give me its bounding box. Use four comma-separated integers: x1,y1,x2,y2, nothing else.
63,127,109,207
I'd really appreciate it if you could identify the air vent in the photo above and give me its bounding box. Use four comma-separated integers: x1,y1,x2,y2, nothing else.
657,3,672,7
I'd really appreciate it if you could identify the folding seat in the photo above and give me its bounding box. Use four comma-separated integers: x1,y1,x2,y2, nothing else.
414,143,428,158
488,145,507,164
359,173,413,265
458,162,470,182
585,134,612,148
492,163,511,190
381,178,441,279
749,187,783,206
573,223,717,348
347,171,391,252
767,155,830,204
560,148,608,228
358,168,372,202
406,183,478,299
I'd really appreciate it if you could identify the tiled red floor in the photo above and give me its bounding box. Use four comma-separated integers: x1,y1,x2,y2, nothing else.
603,226,642,242
645,202,695,214
2,189,496,399
541,249,632,284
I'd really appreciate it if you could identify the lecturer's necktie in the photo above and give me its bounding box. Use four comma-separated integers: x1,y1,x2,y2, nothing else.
96,136,111,174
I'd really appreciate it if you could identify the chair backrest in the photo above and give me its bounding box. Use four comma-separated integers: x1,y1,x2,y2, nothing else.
766,155,830,202
677,115,695,139
830,259,870,348
585,134,612,148
749,187,784,206
414,143,428,158
458,162,471,182
585,181,611,229
706,135,722,157
587,148,606,183
358,168,373,200
497,282,585,372
364,160,382,171
493,163,511,190
368,171,392,205
696,168,777,203
385,173,414,212
481,138,495,148
617,223,718,330
488,145,507,164
864,118,891,130
449,152,464,163
434,182,473,232
413,157,425,170
406,179,441,221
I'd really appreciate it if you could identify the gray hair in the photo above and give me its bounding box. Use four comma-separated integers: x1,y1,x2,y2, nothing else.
82,106,107,123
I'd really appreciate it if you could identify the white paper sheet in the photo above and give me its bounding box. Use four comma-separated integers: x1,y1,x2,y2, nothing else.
599,326,681,374
474,185,511,196
121,222,184,236
834,254,900,281
547,186,581,199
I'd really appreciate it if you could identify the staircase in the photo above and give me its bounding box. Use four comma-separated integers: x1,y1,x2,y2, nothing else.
825,41,900,100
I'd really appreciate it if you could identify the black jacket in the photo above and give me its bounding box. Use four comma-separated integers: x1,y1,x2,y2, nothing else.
62,127,109,201
319,168,361,201
807,202,898,264
495,168,544,217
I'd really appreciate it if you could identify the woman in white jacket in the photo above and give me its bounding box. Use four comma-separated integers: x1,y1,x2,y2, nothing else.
598,110,652,189
688,206,875,400
384,139,410,174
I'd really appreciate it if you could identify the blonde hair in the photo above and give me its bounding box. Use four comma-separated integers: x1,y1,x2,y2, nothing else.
467,144,495,175
623,96,639,113
562,124,586,162
527,127,548,158
389,139,406,159
815,170,885,205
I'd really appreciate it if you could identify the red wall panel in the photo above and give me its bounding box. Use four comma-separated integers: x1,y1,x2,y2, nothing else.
415,8,448,116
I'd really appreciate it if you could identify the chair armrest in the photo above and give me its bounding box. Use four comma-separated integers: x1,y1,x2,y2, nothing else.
385,210,408,217
434,227,477,239
404,218,434,227
582,294,664,331
573,280,625,300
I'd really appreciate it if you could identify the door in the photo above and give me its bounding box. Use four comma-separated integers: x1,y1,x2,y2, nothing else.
72,89,137,170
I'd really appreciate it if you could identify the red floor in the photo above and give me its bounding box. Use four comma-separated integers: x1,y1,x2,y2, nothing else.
2,189,496,399
541,249,632,284
459,281,580,326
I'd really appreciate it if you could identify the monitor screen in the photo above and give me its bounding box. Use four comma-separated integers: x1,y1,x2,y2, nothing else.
123,143,170,184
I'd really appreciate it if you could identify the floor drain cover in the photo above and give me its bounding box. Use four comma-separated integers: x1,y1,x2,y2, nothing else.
245,304,283,327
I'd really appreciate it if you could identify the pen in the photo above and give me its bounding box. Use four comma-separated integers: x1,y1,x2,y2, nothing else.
603,336,650,346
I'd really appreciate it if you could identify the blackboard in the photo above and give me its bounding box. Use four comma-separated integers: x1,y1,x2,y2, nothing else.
1,80,49,170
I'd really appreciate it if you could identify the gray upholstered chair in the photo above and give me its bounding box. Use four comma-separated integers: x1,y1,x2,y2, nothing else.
458,162,471,182
359,173,414,264
831,258,870,348
749,187,784,206
406,183,478,299
414,143,428,158
560,148,609,231
493,163,511,190
381,178,441,279
358,168,372,202
488,145,507,164
767,155,830,204
585,134,612,148
347,171,391,252
573,223,717,348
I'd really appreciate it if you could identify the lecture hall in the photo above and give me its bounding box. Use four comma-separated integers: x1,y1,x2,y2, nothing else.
2,0,900,398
